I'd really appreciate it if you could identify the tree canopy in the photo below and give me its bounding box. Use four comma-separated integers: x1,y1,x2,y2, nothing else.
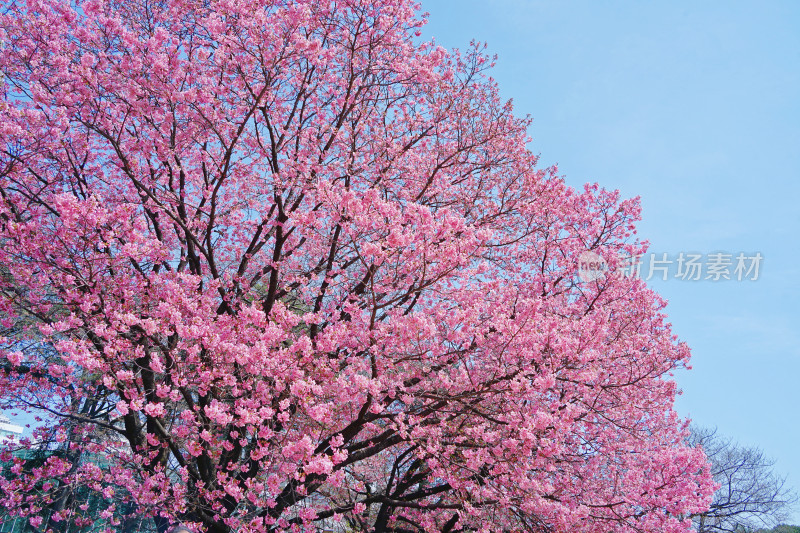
690,427,797,533
0,0,714,531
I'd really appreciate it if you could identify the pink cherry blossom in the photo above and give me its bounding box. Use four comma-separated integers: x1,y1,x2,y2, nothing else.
0,0,713,531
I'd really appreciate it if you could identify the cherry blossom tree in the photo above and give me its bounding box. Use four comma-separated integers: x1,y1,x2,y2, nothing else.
0,0,714,531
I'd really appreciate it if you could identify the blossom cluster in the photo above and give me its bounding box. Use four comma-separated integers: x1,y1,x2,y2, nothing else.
0,0,714,531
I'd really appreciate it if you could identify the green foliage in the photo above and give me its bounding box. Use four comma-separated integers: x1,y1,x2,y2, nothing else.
0,448,156,532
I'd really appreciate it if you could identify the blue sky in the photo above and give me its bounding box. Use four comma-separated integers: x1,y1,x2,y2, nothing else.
422,0,800,522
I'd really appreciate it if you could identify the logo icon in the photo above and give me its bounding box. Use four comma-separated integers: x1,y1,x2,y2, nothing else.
577,251,608,282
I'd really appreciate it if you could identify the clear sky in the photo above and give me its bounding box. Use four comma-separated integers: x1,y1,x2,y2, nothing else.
422,0,800,522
